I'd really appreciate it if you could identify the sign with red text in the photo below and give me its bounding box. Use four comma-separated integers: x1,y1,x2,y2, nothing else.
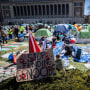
16,49,56,82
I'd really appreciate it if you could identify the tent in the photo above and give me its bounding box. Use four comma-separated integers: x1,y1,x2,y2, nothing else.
34,28,53,41
54,24,72,34
83,24,88,26
37,23,43,25
34,28,52,37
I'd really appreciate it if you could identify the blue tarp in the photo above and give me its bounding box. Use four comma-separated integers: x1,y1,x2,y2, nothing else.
74,46,90,62
50,41,90,63
19,33,26,38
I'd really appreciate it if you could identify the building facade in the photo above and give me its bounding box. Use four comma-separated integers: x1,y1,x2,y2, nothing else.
0,0,85,25
84,15,90,24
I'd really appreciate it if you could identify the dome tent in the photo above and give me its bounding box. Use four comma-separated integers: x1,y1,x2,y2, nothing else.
54,24,72,34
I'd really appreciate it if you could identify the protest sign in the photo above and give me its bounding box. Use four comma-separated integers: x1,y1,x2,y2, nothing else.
16,49,56,82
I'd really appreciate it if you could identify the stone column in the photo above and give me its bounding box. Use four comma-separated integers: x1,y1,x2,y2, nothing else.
69,3,73,17
57,4,58,17
30,5,32,16
15,6,18,16
9,5,14,18
1,5,4,21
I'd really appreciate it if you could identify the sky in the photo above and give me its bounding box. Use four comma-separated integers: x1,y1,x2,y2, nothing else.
84,0,90,15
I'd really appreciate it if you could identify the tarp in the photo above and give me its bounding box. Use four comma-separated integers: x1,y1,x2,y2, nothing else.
49,41,90,63
74,46,90,62
34,28,53,37
19,33,26,38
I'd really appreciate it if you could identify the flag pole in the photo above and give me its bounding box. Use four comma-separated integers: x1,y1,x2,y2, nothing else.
29,30,31,53
29,35,31,53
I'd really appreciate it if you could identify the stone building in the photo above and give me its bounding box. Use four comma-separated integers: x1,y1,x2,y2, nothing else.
84,15,90,24
0,0,85,25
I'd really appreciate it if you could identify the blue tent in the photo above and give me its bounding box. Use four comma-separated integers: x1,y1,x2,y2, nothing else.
54,24,71,34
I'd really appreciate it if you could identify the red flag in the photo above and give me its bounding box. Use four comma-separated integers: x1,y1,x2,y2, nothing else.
29,31,41,53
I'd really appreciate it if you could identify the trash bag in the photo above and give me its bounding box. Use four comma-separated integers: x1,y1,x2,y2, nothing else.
8,53,13,60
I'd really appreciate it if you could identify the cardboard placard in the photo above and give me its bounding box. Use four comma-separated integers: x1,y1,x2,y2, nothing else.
16,49,56,82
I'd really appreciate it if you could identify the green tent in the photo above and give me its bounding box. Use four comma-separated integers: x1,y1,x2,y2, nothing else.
34,28,53,37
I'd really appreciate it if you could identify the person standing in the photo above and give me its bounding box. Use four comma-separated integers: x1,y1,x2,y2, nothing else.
0,26,7,44
13,26,19,39
25,25,28,33
20,26,24,34
8,27,12,39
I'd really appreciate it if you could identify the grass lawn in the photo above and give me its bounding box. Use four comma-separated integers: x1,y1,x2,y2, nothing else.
0,39,29,62
0,39,89,71
0,39,90,89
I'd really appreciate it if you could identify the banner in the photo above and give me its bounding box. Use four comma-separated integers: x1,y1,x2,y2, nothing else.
16,49,56,82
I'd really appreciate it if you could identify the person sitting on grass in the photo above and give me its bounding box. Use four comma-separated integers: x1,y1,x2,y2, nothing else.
55,54,65,71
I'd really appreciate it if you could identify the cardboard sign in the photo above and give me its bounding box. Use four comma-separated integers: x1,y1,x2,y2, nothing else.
16,49,56,82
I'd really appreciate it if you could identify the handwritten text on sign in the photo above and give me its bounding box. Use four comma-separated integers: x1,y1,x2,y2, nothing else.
16,49,56,82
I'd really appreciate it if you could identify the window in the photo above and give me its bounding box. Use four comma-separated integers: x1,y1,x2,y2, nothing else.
17,6,20,16
54,4,57,15
50,5,53,15
24,6,27,16
66,4,69,15
46,5,49,15
27,6,30,16
76,3,80,6
35,5,38,15
39,5,41,15
42,5,45,15
13,6,16,16
31,5,34,15
76,8,80,16
62,4,65,15
20,6,23,16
